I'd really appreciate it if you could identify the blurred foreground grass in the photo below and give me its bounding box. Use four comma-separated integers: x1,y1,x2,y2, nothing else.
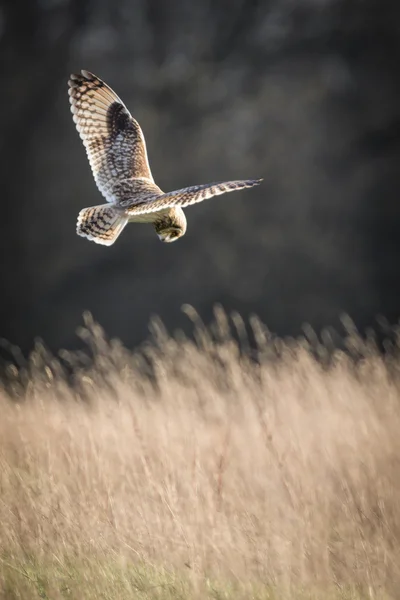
0,557,388,600
1,307,400,599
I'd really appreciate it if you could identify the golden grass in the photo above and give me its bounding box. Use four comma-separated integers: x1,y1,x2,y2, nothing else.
1,308,400,599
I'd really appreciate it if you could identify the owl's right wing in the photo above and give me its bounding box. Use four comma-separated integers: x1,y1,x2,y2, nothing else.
68,70,154,202
123,179,262,215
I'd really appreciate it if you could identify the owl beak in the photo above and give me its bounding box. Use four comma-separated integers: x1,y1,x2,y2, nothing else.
158,229,181,243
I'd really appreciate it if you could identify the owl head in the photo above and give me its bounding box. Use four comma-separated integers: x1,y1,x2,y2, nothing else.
154,210,187,243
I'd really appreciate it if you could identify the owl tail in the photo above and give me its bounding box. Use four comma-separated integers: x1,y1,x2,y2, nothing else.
76,204,128,246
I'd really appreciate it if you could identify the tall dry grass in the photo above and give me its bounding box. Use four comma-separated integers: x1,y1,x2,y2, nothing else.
1,308,400,598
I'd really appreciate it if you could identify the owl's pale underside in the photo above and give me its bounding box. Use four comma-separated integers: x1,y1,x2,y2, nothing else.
68,70,262,245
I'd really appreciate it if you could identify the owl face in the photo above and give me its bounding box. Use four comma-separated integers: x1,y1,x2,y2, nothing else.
157,227,185,243
154,209,187,242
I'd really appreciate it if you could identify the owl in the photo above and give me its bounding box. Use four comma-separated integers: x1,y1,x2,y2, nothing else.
68,70,262,245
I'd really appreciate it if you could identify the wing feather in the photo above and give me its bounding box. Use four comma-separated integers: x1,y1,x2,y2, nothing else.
68,70,153,202
124,179,262,216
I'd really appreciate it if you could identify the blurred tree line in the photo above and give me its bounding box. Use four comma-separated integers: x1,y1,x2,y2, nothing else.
1,0,400,355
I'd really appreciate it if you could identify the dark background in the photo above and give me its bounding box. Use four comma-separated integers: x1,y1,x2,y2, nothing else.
1,0,400,354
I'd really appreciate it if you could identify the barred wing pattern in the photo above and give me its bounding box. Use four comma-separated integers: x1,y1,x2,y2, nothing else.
123,179,263,216
68,70,153,202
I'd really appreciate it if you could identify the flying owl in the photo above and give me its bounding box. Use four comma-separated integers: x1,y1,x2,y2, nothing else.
68,70,262,245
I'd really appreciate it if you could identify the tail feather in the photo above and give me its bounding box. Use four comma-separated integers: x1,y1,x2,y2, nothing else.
76,204,128,246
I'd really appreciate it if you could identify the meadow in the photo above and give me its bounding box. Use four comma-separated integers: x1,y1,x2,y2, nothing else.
1,308,400,599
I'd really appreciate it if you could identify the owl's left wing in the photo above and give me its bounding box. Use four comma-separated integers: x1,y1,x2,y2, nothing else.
123,179,262,216
68,70,153,202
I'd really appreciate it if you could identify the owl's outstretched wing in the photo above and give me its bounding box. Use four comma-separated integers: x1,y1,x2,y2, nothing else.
122,179,262,215
68,70,153,202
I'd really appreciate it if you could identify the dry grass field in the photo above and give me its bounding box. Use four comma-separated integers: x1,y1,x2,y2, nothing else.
1,308,400,599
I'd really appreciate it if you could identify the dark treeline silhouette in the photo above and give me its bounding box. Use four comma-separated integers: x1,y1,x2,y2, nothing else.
1,0,400,357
